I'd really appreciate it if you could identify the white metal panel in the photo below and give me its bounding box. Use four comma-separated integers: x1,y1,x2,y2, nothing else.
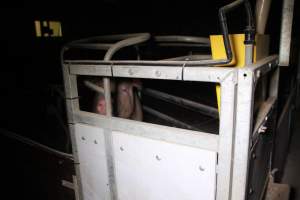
112,131,217,200
74,123,111,200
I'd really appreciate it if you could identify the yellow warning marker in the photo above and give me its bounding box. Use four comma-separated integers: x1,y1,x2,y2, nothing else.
34,20,63,38
34,20,42,37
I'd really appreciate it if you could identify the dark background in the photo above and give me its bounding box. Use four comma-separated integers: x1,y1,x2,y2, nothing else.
1,0,294,142
0,0,299,199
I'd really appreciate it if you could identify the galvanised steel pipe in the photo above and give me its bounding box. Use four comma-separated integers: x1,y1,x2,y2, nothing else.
155,35,210,45
143,88,219,118
143,106,200,131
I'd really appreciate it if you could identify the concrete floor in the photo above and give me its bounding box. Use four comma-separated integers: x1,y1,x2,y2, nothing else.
282,109,300,200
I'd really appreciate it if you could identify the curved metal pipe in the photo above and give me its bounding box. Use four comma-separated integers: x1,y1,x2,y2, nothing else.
61,33,151,60
104,33,150,61
161,55,212,61
60,33,151,73
67,43,112,50
61,1,255,66
154,35,210,45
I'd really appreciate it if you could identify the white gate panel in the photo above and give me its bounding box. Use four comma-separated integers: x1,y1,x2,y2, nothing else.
112,131,217,200
75,123,111,200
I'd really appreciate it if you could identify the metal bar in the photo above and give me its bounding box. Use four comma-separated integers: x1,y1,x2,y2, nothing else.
62,62,83,200
64,55,277,68
157,43,210,47
62,64,80,123
67,43,112,50
244,55,278,76
154,35,211,48
104,33,150,61
69,64,111,76
67,33,151,44
0,128,74,160
269,67,280,99
67,55,277,82
63,58,231,66
67,124,84,200
184,67,237,83
277,86,296,128
83,80,105,94
103,125,118,200
297,50,300,109
279,0,295,66
66,61,236,83
161,55,211,61
142,88,218,118
62,180,74,189
252,97,276,139
231,69,255,200
73,110,219,152
103,78,112,116
216,73,237,200
154,35,210,44
73,175,81,200
143,105,200,131
112,65,183,80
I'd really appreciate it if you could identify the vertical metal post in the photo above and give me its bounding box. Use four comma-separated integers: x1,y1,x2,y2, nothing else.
231,69,255,200
103,76,117,200
216,71,237,200
279,0,295,66
62,64,83,200
297,51,300,108
104,78,112,116
269,67,280,99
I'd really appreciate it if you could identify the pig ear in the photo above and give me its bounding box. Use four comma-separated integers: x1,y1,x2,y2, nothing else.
84,80,105,95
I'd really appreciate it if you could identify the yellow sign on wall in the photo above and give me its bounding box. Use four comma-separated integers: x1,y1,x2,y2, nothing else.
34,20,62,37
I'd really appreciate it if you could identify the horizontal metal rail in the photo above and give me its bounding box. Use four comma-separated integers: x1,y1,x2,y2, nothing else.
157,43,210,47
154,35,210,47
143,88,218,118
244,55,278,77
67,43,112,50
74,110,219,151
64,58,229,66
67,61,237,83
0,128,74,160
161,55,211,61
154,35,210,44
143,105,200,131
